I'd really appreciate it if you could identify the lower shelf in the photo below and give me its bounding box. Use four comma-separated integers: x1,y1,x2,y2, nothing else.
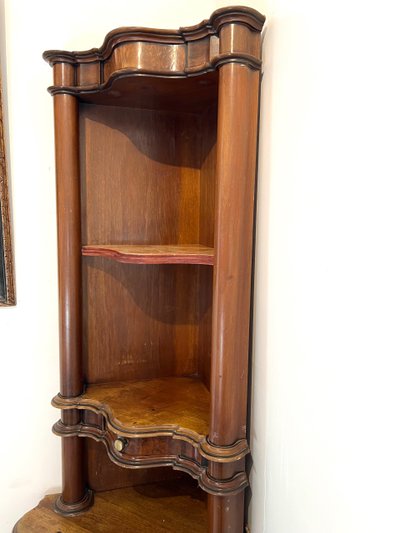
13,480,207,532
54,376,210,439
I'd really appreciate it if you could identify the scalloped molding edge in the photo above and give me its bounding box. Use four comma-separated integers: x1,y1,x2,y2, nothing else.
54,420,248,497
52,393,250,463
43,7,265,65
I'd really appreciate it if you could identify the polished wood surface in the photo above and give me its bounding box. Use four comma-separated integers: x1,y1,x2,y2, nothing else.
80,103,214,246
82,244,214,265
43,6,265,92
14,480,207,532
53,93,89,510
82,261,212,385
72,73,218,112
208,61,261,532
208,492,244,533
84,440,184,492
37,6,265,529
80,101,215,389
59,411,88,510
210,63,260,444
54,94,83,399
199,106,217,390
57,377,209,437
53,418,249,497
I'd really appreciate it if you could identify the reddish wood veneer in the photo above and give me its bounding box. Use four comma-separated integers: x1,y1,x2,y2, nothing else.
82,244,214,265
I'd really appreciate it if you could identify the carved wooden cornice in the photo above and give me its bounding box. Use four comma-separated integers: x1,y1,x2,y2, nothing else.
43,6,265,95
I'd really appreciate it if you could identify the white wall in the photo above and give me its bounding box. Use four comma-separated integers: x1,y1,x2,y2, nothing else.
250,0,400,532
0,0,60,529
1,0,400,532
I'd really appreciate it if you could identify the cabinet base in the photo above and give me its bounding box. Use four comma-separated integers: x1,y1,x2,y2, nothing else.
13,480,207,532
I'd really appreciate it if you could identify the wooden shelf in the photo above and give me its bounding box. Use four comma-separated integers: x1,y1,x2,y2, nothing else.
56,377,210,439
82,244,214,265
14,480,207,532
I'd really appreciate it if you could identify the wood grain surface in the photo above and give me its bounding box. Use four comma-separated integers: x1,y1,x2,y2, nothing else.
57,376,210,437
207,58,261,533
84,439,184,492
82,244,214,265
79,102,215,389
82,261,212,385
53,93,89,509
14,479,207,532
74,74,219,112
79,104,213,246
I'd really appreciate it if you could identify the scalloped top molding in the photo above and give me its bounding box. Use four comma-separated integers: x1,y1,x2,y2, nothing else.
43,6,265,94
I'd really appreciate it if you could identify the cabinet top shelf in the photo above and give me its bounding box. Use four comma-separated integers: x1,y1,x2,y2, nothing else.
82,244,214,265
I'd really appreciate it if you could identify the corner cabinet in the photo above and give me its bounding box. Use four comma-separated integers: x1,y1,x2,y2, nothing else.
14,7,265,532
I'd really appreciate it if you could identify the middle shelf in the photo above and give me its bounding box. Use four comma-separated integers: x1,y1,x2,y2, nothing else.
82,244,214,265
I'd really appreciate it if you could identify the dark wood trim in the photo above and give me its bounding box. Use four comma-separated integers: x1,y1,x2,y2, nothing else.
54,94,83,399
46,55,262,97
53,419,248,497
208,492,245,532
43,7,265,65
210,63,260,446
207,59,261,533
53,93,89,511
0,71,15,306
52,391,249,463
54,488,93,517
43,6,265,100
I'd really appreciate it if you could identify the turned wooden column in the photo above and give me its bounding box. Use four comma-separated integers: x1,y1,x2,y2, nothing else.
208,61,261,533
52,88,92,514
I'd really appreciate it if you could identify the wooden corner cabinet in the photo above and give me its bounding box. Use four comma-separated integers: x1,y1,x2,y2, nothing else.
14,6,265,532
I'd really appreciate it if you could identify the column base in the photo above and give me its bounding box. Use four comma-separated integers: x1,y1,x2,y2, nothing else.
54,488,94,516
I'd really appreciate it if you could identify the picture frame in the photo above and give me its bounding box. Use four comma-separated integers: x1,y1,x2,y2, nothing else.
0,72,15,306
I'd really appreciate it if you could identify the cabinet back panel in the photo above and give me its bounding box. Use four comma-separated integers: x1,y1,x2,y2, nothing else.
82,259,212,384
80,104,202,246
80,102,216,386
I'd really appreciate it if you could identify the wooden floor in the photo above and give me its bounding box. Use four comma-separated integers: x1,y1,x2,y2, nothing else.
14,480,207,532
